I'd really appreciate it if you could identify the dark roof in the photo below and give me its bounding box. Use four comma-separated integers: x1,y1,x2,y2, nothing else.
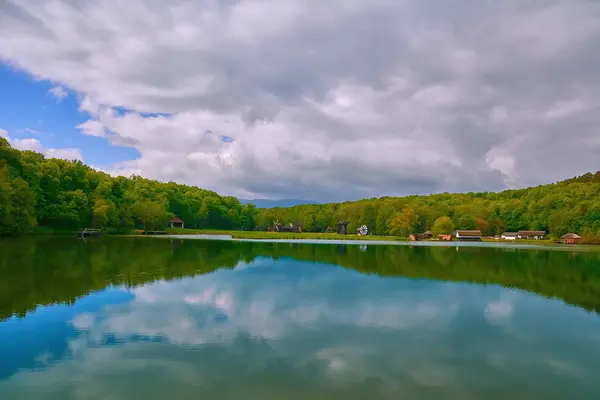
502,232,519,236
455,230,482,236
518,230,546,235
169,216,184,223
561,233,581,239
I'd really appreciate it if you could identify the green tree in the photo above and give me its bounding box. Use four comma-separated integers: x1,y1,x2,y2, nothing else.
133,200,169,230
240,204,258,231
389,207,417,237
431,216,454,236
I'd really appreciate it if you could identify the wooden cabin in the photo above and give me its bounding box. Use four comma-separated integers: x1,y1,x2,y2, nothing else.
336,220,349,235
168,216,185,229
279,222,302,233
501,232,518,240
454,230,482,241
517,230,546,240
560,233,581,244
270,221,302,233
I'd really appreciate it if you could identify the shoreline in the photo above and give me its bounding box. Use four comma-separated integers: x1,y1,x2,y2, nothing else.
6,228,600,250
134,233,600,252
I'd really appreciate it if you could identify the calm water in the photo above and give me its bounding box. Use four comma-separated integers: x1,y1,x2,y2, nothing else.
1,237,600,399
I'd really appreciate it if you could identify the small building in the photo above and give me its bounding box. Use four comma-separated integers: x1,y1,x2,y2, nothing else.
501,232,519,240
517,230,546,240
168,216,184,229
454,230,482,241
561,233,581,244
336,220,349,235
279,222,302,233
416,231,432,240
437,234,452,241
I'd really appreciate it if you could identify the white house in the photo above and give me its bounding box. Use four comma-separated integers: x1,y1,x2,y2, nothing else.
517,230,546,240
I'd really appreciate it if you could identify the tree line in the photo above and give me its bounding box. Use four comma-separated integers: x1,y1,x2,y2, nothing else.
256,172,600,241
3,136,600,241
0,138,257,235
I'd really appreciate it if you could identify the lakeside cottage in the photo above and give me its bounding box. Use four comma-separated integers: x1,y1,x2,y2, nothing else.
561,233,581,244
501,232,519,240
269,221,302,233
517,230,546,240
454,230,482,241
168,216,184,229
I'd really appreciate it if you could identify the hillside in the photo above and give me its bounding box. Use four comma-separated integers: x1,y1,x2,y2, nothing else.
0,138,257,235
3,136,600,242
256,172,600,242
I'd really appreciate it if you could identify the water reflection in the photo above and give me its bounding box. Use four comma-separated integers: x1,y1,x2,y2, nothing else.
1,238,600,398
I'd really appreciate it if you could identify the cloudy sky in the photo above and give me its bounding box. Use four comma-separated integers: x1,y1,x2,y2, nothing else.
1,0,599,201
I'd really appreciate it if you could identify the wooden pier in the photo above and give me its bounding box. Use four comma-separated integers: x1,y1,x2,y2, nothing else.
78,228,102,238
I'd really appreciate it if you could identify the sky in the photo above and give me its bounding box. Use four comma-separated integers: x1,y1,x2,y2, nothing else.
0,0,599,202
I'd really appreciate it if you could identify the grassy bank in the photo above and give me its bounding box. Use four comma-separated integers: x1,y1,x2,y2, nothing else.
481,238,554,245
165,228,408,241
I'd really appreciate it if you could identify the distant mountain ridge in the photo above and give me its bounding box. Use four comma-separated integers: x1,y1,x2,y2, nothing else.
239,199,319,208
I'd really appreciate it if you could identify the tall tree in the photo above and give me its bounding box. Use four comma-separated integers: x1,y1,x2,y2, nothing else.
431,216,454,236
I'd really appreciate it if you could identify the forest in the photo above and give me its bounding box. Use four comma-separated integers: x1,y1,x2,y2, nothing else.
0,138,257,235
256,172,600,241
2,136,600,241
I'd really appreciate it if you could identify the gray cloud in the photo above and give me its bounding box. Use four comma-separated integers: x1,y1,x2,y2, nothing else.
1,0,599,200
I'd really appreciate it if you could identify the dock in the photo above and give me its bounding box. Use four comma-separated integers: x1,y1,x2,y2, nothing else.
78,228,102,238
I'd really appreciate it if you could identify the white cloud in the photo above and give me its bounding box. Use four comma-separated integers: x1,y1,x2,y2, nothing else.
70,312,96,331
76,119,106,137
71,265,462,346
44,147,83,162
48,85,68,101
11,137,43,152
484,300,514,321
9,137,83,162
22,128,43,135
0,128,7,138
544,99,588,119
1,0,600,199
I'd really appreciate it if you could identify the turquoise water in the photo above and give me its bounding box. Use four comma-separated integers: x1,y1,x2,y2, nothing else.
1,237,600,399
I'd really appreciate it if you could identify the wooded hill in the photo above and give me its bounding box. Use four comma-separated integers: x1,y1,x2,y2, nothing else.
2,136,600,241
255,172,600,242
0,138,257,235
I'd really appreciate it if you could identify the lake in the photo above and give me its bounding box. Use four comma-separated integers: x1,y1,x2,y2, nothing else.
1,237,600,399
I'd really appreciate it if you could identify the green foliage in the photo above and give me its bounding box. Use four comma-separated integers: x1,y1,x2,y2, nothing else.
389,207,417,237
431,216,454,236
0,142,253,235
256,171,600,242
